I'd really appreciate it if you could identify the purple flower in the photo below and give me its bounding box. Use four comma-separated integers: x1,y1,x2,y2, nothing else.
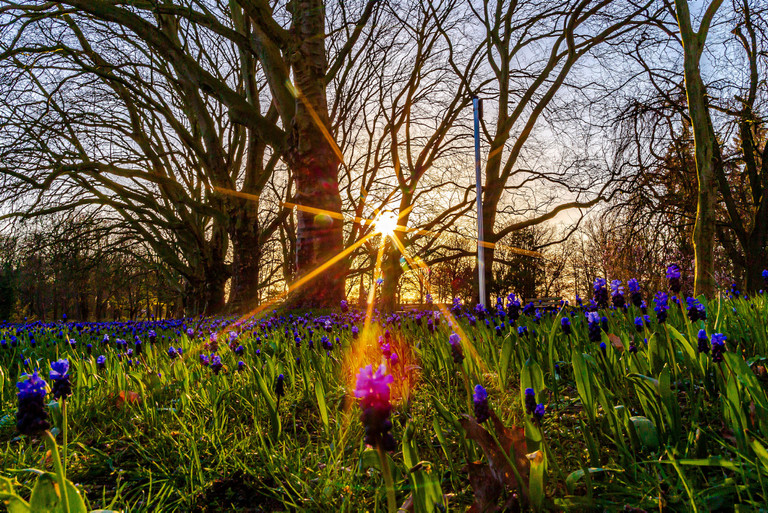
237,361,246,372
448,332,464,364
533,403,546,422
16,371,50,435
697,329,709,354
168,347,179,360
524,388,536,415
199,354,209,366
96,355,106,369
593,278,609,308
628,279,642,307
355,364,396,451
506,293,521,320
473,384,490,424
711,333,726,363
654,292,669,323
587,311,601,343
667,264,682,294
390,352,399,365
356,364,393,408
210,354,222,374
451,297,463,315
340,300,349,313
49,359,71,400
686,297,706,322
561,317,572,336
611,280,625,309
522,302,535,316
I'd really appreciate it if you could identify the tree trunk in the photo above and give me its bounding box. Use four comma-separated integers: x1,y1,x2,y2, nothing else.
380,243,403,312
286,0,345,308
202,271,227,315
228,208,262,313
675,0,724,298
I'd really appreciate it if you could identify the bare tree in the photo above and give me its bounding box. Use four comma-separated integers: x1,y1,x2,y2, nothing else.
672,0,725,296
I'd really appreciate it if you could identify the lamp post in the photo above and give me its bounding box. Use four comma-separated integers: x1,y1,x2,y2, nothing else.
473,95,486,307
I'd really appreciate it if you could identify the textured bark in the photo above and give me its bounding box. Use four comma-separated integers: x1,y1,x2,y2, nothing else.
674,0,724,298
381,242,403,313
284,0,345,308
228,207,262,313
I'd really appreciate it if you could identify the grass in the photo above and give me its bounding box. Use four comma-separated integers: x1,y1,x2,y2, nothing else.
1,292,768,511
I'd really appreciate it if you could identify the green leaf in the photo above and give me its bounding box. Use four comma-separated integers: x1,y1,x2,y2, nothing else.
253,369,280,441
750,439,768,473
520,359,545,407
629,416,659,450
403,422,444,512
672,457,740,471
0,476,30,513
29,473,86,513
29,474,60,513
314,377,329,431
565,467,616,494
360,449,381,471
667,326,703,376
627,373,660,391
572,351,595,422
527,450,546,512
500,338,514,385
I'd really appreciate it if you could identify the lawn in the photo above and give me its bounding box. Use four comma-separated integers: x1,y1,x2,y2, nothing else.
2,282,768,511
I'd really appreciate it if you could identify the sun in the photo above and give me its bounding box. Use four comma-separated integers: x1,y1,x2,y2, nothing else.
373,211,398,237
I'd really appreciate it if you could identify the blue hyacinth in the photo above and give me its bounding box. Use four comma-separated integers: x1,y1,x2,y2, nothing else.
16,371,50,435
667,264,682,294
711,333,727,363
473,385,490,424
49,359,72,400
593,278,609,308
611,280,625,309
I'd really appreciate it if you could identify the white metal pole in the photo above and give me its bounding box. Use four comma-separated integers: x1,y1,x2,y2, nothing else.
473,95,486,307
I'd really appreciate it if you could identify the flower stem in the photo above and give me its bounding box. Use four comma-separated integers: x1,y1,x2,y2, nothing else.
44,430,70,513
377,444,396,513
62,397,68,475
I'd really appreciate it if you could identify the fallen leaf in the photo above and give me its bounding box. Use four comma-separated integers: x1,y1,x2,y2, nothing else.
460,411,530,505
465,462,503,513
608,334,624,352
115,390,141,408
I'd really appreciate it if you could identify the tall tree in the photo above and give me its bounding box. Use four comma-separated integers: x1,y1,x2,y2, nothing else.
470,0,655,304
672,0,724,297
1,0,380,308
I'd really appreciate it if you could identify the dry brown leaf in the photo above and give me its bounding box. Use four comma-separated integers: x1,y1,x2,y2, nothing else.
460,411,530,508
115,390,141,408
465,462,503,513
608,334,624,352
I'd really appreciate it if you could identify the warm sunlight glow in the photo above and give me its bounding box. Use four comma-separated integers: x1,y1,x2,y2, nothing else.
373,211,398,237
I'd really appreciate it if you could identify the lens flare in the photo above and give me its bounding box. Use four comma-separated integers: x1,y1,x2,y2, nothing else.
374,211,398,237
